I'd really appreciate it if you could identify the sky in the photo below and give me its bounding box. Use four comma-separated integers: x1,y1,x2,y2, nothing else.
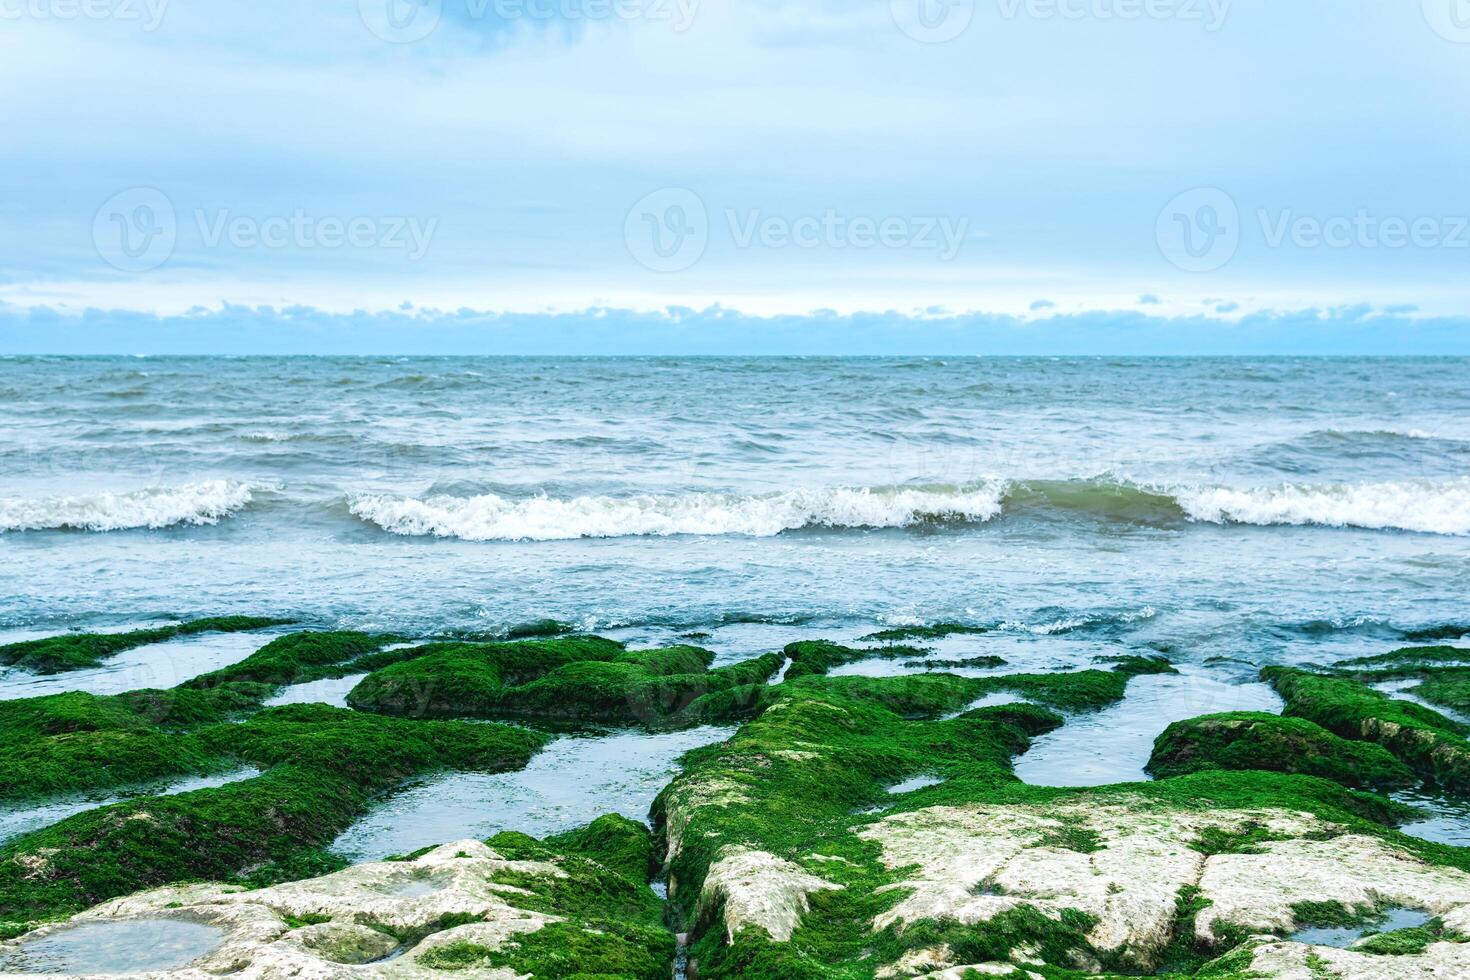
1,0,1468,354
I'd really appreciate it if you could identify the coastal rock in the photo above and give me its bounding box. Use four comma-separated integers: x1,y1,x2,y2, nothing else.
698,848,841,942
860,802,1325,967
0,841,556,977
1195,832,1470,940
1246,937,1470,978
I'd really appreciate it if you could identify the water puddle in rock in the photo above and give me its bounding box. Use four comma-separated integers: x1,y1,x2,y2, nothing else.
1288,907,1430,949
941,691,1026,720
264,673,368,708
0,768,261,844
0,919,224,974
1012,668,1283,787
331,726,734,862
381,878,444,898
1374,679,1470,727
1393,790,1470,847
0,631,283,701
886,774,944,794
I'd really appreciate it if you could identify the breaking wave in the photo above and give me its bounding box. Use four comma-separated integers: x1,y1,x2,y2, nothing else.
348,476,1470,540
1176,478,1470,536
348,482,1009,541
0,480,264,532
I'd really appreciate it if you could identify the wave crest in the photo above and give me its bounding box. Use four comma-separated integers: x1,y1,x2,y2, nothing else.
0,480,263,532
349,477,1470,540
1176,479,1470,536
348,483,1008,541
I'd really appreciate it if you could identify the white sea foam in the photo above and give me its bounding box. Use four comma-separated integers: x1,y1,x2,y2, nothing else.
0,480,262,533
349,483,1009,541
1176,478,1470,536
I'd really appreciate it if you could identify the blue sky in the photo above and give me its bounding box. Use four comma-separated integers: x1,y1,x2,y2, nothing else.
2,0,1468,353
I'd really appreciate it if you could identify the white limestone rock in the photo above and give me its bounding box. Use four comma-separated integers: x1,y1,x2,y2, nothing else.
697,848,842,942
1247,937,1470,978
858,798,1470,973
0,840,560,978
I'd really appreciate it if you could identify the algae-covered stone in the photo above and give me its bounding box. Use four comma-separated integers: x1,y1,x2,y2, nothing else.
348,636,783,727
0,617,288,675
653,669,1470,979
1147,712,1417,791
0,705,546,932
0,831,672,978
1265,667,1470,792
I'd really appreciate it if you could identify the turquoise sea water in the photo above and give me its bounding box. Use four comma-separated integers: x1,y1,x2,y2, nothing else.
0,356,1466,674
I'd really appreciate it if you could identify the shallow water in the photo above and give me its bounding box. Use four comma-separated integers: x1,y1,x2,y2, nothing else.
0,768,262,844
264,672,369,708
1,358,1467,679
0,631,281,701
1374,679,1470,727
0,919,224,974
331,726,733,862
1012,668,1283,787
942,690,1028,720
1288,907,1431,949
1394,791,1470,848
886,774,945,794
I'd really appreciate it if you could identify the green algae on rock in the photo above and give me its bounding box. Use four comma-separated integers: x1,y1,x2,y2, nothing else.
0,688,269,802
0,617,288,675
0,825,673,979
183,630,401,691
1327,645,1470,719
1265,667,1470,793
348,636,784,727
859,624,992,643
0,705,546,934
651,669,1470,979
1147,712,1418,791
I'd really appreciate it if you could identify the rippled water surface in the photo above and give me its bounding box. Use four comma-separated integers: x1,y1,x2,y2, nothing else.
0,357,1466,670
0,920,224,974
331,726,733,862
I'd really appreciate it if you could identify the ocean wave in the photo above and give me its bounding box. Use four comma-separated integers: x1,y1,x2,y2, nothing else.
346,476,1470,541
348,483,1008,541
1176,478,1470,536
0,480,264,533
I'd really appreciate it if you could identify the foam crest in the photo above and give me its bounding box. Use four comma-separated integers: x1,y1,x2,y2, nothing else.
1177,478,1470,536
0,480,262,532
348,482,1008,541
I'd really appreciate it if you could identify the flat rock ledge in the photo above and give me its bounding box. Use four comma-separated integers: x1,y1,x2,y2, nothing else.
0,840,562,978
837,799,1470,977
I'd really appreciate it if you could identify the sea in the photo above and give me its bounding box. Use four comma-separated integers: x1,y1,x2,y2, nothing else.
1,355,1468,676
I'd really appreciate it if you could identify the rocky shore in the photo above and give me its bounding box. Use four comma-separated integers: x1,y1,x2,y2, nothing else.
2,622,1469,977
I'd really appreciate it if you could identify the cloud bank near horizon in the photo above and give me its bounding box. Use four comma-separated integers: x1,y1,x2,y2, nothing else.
5,303,1467,356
